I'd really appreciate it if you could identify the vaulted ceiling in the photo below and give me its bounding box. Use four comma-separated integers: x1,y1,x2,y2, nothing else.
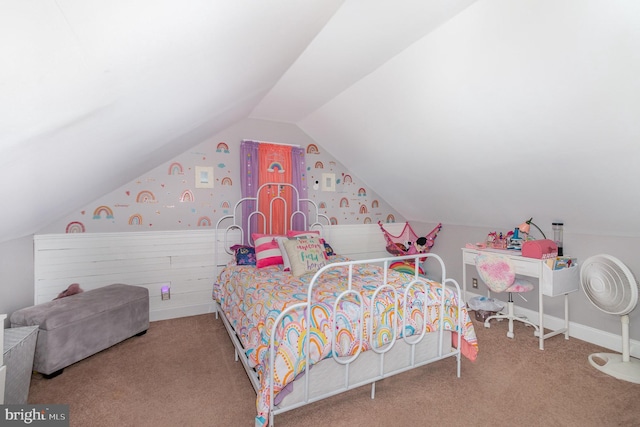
2,0,639,244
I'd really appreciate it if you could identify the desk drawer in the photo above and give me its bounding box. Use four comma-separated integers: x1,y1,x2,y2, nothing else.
463,250,480,264
513,260,540,277
464,249,540,276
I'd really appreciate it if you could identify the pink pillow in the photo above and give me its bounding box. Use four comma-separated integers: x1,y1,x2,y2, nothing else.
252,233,284,268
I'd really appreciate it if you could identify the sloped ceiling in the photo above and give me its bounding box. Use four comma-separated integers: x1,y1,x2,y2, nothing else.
0,0,343,243
2,0,639,244
285,0,640,237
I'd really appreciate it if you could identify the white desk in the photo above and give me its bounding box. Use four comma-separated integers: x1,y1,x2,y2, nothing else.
462,247,579,350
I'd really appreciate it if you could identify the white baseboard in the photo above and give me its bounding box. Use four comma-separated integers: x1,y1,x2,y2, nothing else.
150,302,216,322
466,290,640,359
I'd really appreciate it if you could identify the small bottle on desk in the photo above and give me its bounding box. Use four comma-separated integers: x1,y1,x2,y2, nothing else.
552,222,564,256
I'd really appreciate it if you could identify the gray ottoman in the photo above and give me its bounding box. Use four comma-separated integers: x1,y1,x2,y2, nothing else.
10,284,149,378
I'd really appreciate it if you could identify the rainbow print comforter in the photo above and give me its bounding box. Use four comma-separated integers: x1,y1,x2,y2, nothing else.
214,255,478,427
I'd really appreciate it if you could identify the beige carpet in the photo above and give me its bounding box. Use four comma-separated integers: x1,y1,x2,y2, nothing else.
28,313,640,426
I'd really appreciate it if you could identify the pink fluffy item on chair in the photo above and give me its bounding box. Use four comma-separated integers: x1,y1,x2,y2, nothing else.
475,254,538,339
476,255,534,293
54,283,84,300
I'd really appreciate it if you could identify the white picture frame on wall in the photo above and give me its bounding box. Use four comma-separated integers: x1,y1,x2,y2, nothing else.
321,173,336,192
195,166,214,188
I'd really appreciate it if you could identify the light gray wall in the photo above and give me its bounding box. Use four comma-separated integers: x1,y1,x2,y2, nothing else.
2,218,639,345
3,118,404,325
0,236,34,328
414,221,640,341
41,118,403,235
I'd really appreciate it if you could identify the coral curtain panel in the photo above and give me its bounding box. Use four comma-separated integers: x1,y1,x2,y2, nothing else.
240,141,308,241
258,144,292,235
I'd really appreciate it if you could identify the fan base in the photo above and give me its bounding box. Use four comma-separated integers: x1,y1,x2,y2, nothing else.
588,353,640,384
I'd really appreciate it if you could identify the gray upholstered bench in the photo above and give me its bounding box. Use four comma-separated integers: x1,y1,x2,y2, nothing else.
10,284,149,378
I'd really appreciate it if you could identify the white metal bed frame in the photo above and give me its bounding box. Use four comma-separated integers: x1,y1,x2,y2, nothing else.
214,183,464,426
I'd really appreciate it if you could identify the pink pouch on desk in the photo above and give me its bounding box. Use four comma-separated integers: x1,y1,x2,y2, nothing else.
522,239,558,259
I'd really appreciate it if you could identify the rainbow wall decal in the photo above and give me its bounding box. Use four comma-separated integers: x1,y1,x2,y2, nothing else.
359,205,368,214
136,190,156,203
197,216,212,227
358,188,367,196
128,214,143,225
386,214,396,223
221,177,233,186
319,202,327,209
315,161,324,169
306,144,319,154
93,206,114,219
339,198,349,208
220,201,230,209
168,162,184,175
180,190,194,202
267,162,285,173
216,142,230,153
343,174,353,184
330,217,338,225
372,200,379,208
65,221,85,233
363,217,372,224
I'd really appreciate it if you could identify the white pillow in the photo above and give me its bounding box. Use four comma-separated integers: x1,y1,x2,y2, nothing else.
276,237,292,271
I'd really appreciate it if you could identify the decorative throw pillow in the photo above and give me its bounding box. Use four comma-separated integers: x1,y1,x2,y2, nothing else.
287,230,335,257
230,244,256,266
286,230,320,239
276,237,292,271
389,260,425,276
53,283,83,300
282,236,327,277
322,239,335,257
252,234,284,268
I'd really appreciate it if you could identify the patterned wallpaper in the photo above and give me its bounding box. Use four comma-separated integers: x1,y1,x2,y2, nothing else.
44,138,404,234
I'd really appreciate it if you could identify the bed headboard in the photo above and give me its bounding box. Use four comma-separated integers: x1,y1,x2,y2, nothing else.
215,182,330,255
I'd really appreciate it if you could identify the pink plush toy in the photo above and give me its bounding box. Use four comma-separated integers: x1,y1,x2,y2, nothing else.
54,283,84,300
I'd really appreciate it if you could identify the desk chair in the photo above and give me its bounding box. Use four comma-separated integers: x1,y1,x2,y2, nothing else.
475,254,540,339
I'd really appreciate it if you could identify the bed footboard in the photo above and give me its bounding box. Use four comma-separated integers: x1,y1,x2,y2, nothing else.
216,253,474,426
266,254,464,426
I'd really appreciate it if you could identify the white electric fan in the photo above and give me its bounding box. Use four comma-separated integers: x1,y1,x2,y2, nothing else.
580,254,640,383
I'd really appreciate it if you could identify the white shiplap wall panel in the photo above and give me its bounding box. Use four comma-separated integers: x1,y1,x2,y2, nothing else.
34,224,406,321
326,223,405,260
34,230,222,321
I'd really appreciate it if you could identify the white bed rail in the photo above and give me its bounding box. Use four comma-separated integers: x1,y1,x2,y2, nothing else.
267,253,463,425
